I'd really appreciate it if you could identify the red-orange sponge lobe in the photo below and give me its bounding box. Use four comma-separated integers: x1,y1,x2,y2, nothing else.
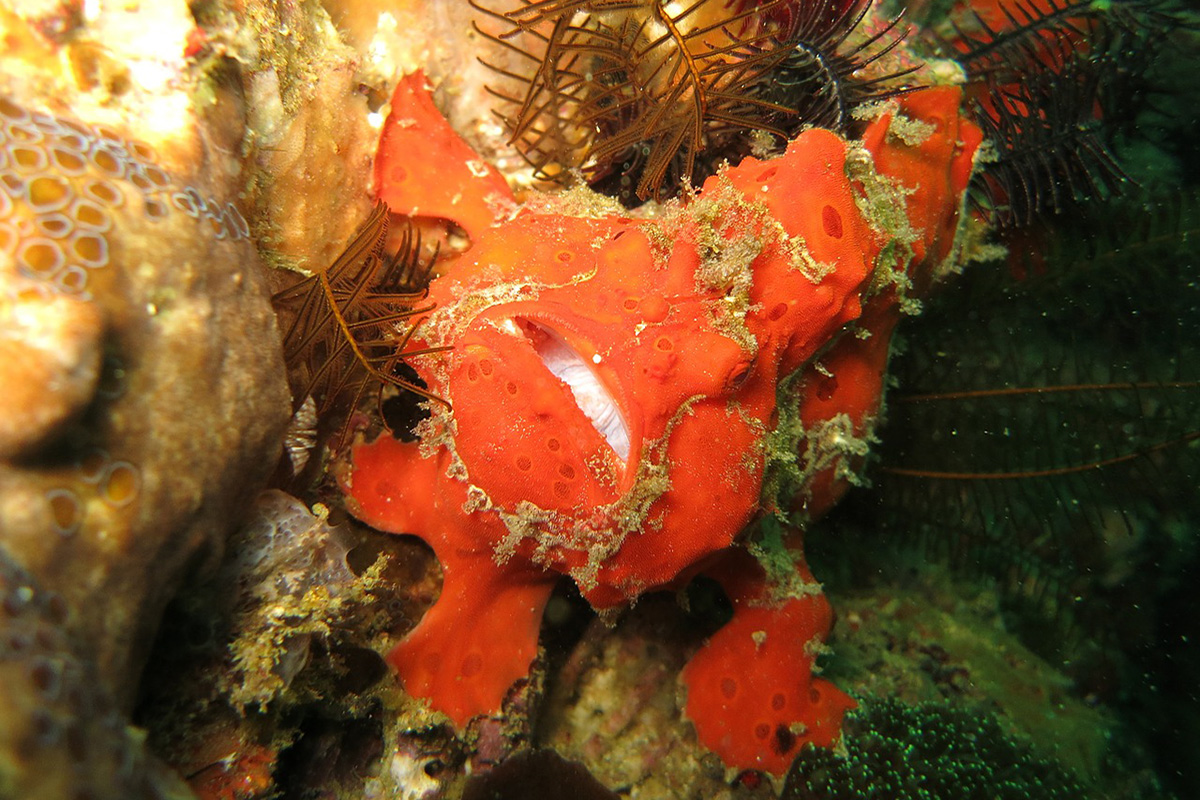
684,598,853,775
860,86,983,279
682,552,855,776
346,435,557,726
374,70,515,243
717,130,880,375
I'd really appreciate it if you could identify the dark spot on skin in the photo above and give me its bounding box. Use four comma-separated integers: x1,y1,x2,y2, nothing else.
822,204,843,239
773,724,797,755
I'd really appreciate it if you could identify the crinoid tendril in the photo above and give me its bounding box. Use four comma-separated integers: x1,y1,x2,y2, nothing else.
948,0,1193,227
968,44,1129,227
944,0,1184,78
271,203,448,443
834,190,1200,678
756,0,920,135
474,0,917,204
473,0,805,203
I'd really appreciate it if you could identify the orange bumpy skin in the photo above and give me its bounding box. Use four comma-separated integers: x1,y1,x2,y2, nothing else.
343,77,982,775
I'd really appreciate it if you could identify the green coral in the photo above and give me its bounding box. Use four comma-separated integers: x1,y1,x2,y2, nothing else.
783,698,1087,800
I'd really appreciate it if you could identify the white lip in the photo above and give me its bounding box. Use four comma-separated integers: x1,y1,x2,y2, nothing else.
518,318,631,463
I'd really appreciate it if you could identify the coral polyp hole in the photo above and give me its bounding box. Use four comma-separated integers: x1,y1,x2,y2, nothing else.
29,709,57,745
479,359,494,376
225,204,250,239
505,381,518,395
622,297,639,311
144,164,171,189
9,125,42,145
754,722,771,740
27,176,72,212
207,215,228,239
101,462,140,507
0,171,26,197
516,455,532,471
546,437,560,452
771,692,787,711
83,180,122,208
10,145,48,172
55,266,89,295
170,191,199,216
70,199,111,232
556,250,573,263
88,145,126,178
467,363,479,382
52,131,89,152
46,489,82,537
16,239,64,276
71,232,107,267
144,198,169,219
552,481,571,498
654,336,673,352
558,464,575,480
29,112,60,132
809,686,822,704
50,147,87,175
75,448,110,483
768,302,788,321
127,139,156,163
725,361,753,392
822,205,844,239
30,659,62,699
128,169,154,193
720,677,738,699
758,166,778,182
93,124,125,145
35,214,72,239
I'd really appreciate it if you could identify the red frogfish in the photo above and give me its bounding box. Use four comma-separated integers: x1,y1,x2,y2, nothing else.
342,72,982,776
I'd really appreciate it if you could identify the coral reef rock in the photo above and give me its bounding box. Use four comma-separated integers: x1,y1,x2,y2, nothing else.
0,550,197,799
0,4,291,796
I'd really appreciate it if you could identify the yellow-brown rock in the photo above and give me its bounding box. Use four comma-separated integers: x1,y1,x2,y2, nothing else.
0,84,290,704
0,3,292,796
0,552,196,799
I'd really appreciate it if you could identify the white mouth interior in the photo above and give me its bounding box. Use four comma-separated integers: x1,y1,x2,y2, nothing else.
518,318,631,462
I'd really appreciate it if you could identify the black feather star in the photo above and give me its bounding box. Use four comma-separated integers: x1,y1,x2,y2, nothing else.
968,46,1129,228
271,203,448,445
946,0,1184,78
949,0,1193,228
